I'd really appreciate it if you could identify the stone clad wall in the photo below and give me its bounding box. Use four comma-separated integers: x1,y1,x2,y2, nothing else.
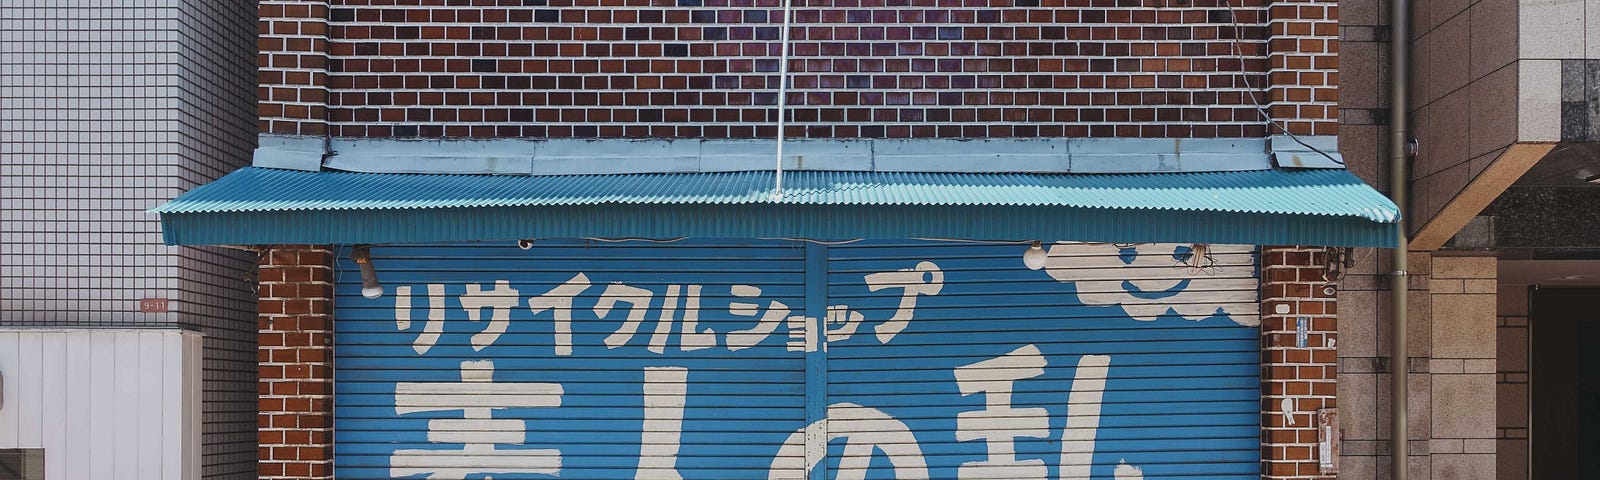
1337,252,1499,480
1425,256,1499,479
1494,283,1529,480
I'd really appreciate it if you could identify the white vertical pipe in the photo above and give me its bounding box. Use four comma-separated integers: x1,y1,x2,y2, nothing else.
772,0,795,201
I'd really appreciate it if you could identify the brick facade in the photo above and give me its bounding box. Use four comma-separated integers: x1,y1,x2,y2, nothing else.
258,246,336,480
1266,0,1338,135
252,0,1352,477
1260,246,1339,479
260,0,332,135
251,0,1339,140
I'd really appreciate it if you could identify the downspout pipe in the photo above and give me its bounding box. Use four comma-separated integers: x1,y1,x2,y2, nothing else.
1387,0,1412,475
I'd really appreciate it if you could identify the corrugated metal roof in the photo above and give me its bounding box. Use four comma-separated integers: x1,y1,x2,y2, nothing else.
153,167,1400,247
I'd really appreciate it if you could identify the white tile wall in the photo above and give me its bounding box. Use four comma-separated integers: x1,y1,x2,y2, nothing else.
0,1,259,478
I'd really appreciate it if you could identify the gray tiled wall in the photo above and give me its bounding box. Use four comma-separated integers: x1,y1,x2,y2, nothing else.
0,1,259,478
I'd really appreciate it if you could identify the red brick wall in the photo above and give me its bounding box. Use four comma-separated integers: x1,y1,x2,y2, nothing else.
1266,0,1338,135
260,0,331,135
258,246,336,480
1260,246,1338,479
255,0,1311,139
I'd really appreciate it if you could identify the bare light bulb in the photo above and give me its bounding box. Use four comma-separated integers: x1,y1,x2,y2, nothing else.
358,261,383,299
352,246,384,299
1023,241,1047,270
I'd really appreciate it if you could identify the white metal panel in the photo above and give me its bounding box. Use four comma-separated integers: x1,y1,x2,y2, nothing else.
88,331,114,480
0,329,202,480
62,332,91,480
162,331,183,480
113,333,140,475
184,331,202,480
137,331,164,479
40,333,65,477
0,332,19,446
17,334,42,448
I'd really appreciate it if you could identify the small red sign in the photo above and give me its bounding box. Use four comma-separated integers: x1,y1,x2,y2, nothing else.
139,298,169,313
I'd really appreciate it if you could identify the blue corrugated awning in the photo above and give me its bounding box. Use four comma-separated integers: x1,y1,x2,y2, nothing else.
152,167,1400,247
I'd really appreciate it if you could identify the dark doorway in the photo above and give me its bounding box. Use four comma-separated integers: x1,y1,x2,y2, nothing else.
1531,287,1600,479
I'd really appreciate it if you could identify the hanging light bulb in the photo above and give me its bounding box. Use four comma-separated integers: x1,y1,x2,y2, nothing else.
1023,240,1048,270
352,245,383,299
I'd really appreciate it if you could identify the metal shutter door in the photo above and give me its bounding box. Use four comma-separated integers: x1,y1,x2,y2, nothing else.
825,241,1261,479
333,240,808,479
333,240,1261,479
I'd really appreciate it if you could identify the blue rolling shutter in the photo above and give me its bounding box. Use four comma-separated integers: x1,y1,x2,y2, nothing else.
333,240,1260,480
824,242,1262,480
333,240,809,479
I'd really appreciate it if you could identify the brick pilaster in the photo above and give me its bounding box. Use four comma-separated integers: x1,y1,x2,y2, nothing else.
1267,0,1339,135
259,0,329,135
1261,246,1338,479
258,246,336,479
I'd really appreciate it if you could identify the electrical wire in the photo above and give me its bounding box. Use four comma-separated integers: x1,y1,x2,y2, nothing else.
581,237,689,243
912,238,1036,245
765,238,865,245
1218,0,1345,166
1175,244,1223,275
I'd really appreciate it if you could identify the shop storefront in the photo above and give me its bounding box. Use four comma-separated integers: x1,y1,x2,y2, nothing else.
155,157,1398,479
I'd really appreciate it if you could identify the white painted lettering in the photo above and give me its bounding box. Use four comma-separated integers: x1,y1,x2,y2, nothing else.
678,285,717,351
769,403,929,480
390,360,563,479
952,344,1049,479
528,273,592,356
726,284,790,351
597,283,654,350
648,285,682,354
1059,355,1112,479
637,367,688,480
863,261,943,343
824,305,865,343
460,280,520,351
393,284,448,355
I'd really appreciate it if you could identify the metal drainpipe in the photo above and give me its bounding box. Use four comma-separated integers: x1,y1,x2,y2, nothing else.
1388,0,1412,473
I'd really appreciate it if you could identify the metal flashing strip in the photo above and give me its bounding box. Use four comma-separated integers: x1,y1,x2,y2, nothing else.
154,167,1401,247
259,135,1290,175
1269,135,1345,168
252,135,326,171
